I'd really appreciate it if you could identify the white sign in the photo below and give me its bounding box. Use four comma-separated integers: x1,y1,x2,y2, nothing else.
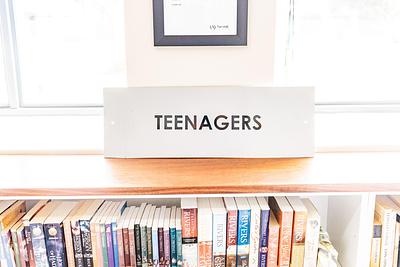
104,87,314,158
163,0,238,36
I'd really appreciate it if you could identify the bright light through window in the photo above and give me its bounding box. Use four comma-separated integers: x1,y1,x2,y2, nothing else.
13,0,126,107
0,34,9,107
289,0,400,103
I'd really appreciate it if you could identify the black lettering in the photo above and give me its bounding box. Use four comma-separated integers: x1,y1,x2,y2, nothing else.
155,115,163,130
199,115,212,130
231,115,240,130
253,115,262,130
164,115,173,130
242,115,251,130
175,115,183,130
214,115,229,130
185,115,197,130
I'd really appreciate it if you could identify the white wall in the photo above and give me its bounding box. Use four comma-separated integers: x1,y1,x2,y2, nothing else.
125,0,276,87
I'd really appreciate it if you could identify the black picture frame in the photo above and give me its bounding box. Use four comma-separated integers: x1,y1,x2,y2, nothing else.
153,0,248,46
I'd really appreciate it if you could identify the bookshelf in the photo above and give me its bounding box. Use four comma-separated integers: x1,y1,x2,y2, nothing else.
0,151,398,267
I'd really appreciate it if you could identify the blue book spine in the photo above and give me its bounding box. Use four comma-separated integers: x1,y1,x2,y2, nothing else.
237,209,251,267
44,224,66,267
112,222,119,267
170,228,177,267
30,223,49,267
152,228,159,266
258,209,270,267
176,230,182,267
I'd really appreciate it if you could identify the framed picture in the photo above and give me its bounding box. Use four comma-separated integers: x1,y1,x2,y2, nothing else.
153,0,248,46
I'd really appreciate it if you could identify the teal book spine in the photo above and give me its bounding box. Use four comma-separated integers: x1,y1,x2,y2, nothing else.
176,229,182,267
170,228,177,267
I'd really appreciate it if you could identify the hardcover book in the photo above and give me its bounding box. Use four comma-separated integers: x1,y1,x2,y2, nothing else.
376,196,400,267
267,213,279,267
370,213,382,267
81,199,106,267
175,208,182,267
256,197,270,267
170,207,177,267
269,197,293,267
223,197,238,267
235,197,251,267
286,196,307,267
44,201,78,267
209,198,227,267
302,199,320,267
181,198,197,267
30,201,60,267
197,199,212,267
163,208,172,267
152,208,161,267
247,197,261,267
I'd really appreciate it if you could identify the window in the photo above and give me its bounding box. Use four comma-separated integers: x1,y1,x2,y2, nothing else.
288,0,400,103
12,0,126,107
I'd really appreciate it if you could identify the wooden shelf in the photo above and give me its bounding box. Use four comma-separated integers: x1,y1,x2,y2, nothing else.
0,152,400,197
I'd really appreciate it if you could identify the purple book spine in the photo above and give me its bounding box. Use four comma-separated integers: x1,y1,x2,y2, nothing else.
163,229,170,267
158,228,165,267
258,209,270,267
106,223,115,267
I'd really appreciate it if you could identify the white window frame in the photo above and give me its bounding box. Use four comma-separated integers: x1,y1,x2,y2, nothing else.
1,0,400,154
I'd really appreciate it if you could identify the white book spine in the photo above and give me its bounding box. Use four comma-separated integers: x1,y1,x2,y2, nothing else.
303,217,320,267
212,213,226,267
380,212,396,267
249,208,260,267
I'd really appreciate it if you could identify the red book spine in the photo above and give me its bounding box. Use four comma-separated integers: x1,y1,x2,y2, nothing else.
226,210,237,267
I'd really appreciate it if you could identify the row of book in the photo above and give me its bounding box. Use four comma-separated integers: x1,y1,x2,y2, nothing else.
371,195,400,267
0,196,337,267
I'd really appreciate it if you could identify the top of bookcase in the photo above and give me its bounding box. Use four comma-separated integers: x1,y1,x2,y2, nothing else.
0,152,399,197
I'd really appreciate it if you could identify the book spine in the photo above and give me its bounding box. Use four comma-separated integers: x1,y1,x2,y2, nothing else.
278,211,293,267
64,220,75,267
291,211,307,267
258,209,269,267
89,223,97,267
152,228,159,267
303,217,320,267
112,222,119,267
158,228,165,267
164,228,171,267
106,223,115,267
237,209,250,267
181,208,197,267
95,224,104,267
370,223,382,267
212,214,226,267
135,225,142,267
12,230,22,267
30,223,49,267
147,227,153,267
198,241,212,267
24,225,36,267
17,228,29,267
170,227,177,267
129,228,137,267
44,224,66,267
141,226,148,267
71,219,84,267
2,231,16,267
80,220,94,267
267,223,279,267
380,211,397,267
117,228,125,267
101,225,109,267
249,208,260,267
226,210,237,267
176,229,182,267
123,228,131,267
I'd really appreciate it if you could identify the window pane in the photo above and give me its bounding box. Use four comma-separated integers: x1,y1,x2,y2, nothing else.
13,0,126,106
289,0,400,103
0,34,9,107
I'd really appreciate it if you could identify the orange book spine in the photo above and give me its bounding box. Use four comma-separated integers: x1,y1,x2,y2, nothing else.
278,211,293,267
198,241,212,267
267,220,279,267
290,210,307,266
